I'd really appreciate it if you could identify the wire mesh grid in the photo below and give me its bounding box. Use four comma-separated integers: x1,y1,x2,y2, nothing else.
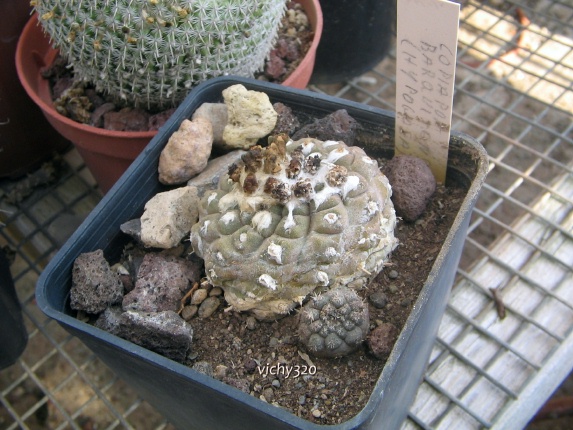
1,0,572,428
0,152,174,430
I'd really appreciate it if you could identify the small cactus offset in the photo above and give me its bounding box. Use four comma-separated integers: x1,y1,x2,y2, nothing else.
190,134,398,320
33,0,287,109
298,287,369,358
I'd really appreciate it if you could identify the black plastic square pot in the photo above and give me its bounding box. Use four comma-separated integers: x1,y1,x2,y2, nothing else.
36,77,488,430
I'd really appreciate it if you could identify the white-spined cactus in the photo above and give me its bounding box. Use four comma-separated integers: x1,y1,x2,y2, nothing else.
190,134,398,320
33,0,287,109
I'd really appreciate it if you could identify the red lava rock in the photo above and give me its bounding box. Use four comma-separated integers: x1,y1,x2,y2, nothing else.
275,38,300,61
149,108,177,131
384,155,436,222
103,107,150,131
51,76,74,100
114,309,193,363
84,88,106,109
272,102,300,136
122,253,191,313
292,109,359,146
71,249,124,314
367,323,399,360
90,102,116,127
265,50,287,80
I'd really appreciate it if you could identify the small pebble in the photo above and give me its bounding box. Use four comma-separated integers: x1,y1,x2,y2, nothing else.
272,379,281,388
119,274,134,292
401,298,412,307
209,287,223,296
269,337,279,348
224,377,250,394
388,284,399,294
246,316,257,330
214,364,228,380
298,395,306,405
367,323,399,360
198,296,220,318
181,305,198,321
76,310,90,323
388,270,399,279
191,288,208,305
244,359,257,373
262,387,274,402
312,409,322,418
192,361,213,377
369,291,388,309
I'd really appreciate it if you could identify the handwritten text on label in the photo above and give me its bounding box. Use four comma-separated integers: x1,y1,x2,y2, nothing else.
395,0,460,183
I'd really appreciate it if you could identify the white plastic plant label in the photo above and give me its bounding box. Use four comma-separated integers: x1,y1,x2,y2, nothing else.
395,0,460,183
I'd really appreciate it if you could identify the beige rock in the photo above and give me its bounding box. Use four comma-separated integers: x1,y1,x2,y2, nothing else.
222,84,278,149
140,186,199,249
191,103,228,150
187,149,245,197
158,117,213,185
191,288,208,305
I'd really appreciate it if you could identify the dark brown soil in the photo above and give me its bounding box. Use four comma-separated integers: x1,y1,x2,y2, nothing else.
183,181,466,425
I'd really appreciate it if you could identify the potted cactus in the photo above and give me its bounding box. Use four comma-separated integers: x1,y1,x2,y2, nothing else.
16,0,322,192
36,77,488,429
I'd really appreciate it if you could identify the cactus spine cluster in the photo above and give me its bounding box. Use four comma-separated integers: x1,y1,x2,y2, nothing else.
34,0,287,109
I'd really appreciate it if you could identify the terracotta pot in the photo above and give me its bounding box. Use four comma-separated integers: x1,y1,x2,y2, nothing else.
0,0,68,179
15,0,322,194
15,14,155,193
282,0,323,89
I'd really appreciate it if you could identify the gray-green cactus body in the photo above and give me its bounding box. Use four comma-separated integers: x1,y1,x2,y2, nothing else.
35,0,286,109
190,136,398,320
298,287,369,358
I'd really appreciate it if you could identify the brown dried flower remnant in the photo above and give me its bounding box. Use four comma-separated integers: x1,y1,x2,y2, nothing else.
262,135,289,174
326,165,348,187
242,146,264,173
293,179,313,199
264,177,291,203
228,163,242,183
304,154,321,174
243,173,259,194
286,158,302,179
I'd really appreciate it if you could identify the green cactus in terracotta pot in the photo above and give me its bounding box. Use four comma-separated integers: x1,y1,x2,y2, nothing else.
33,0,287,109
